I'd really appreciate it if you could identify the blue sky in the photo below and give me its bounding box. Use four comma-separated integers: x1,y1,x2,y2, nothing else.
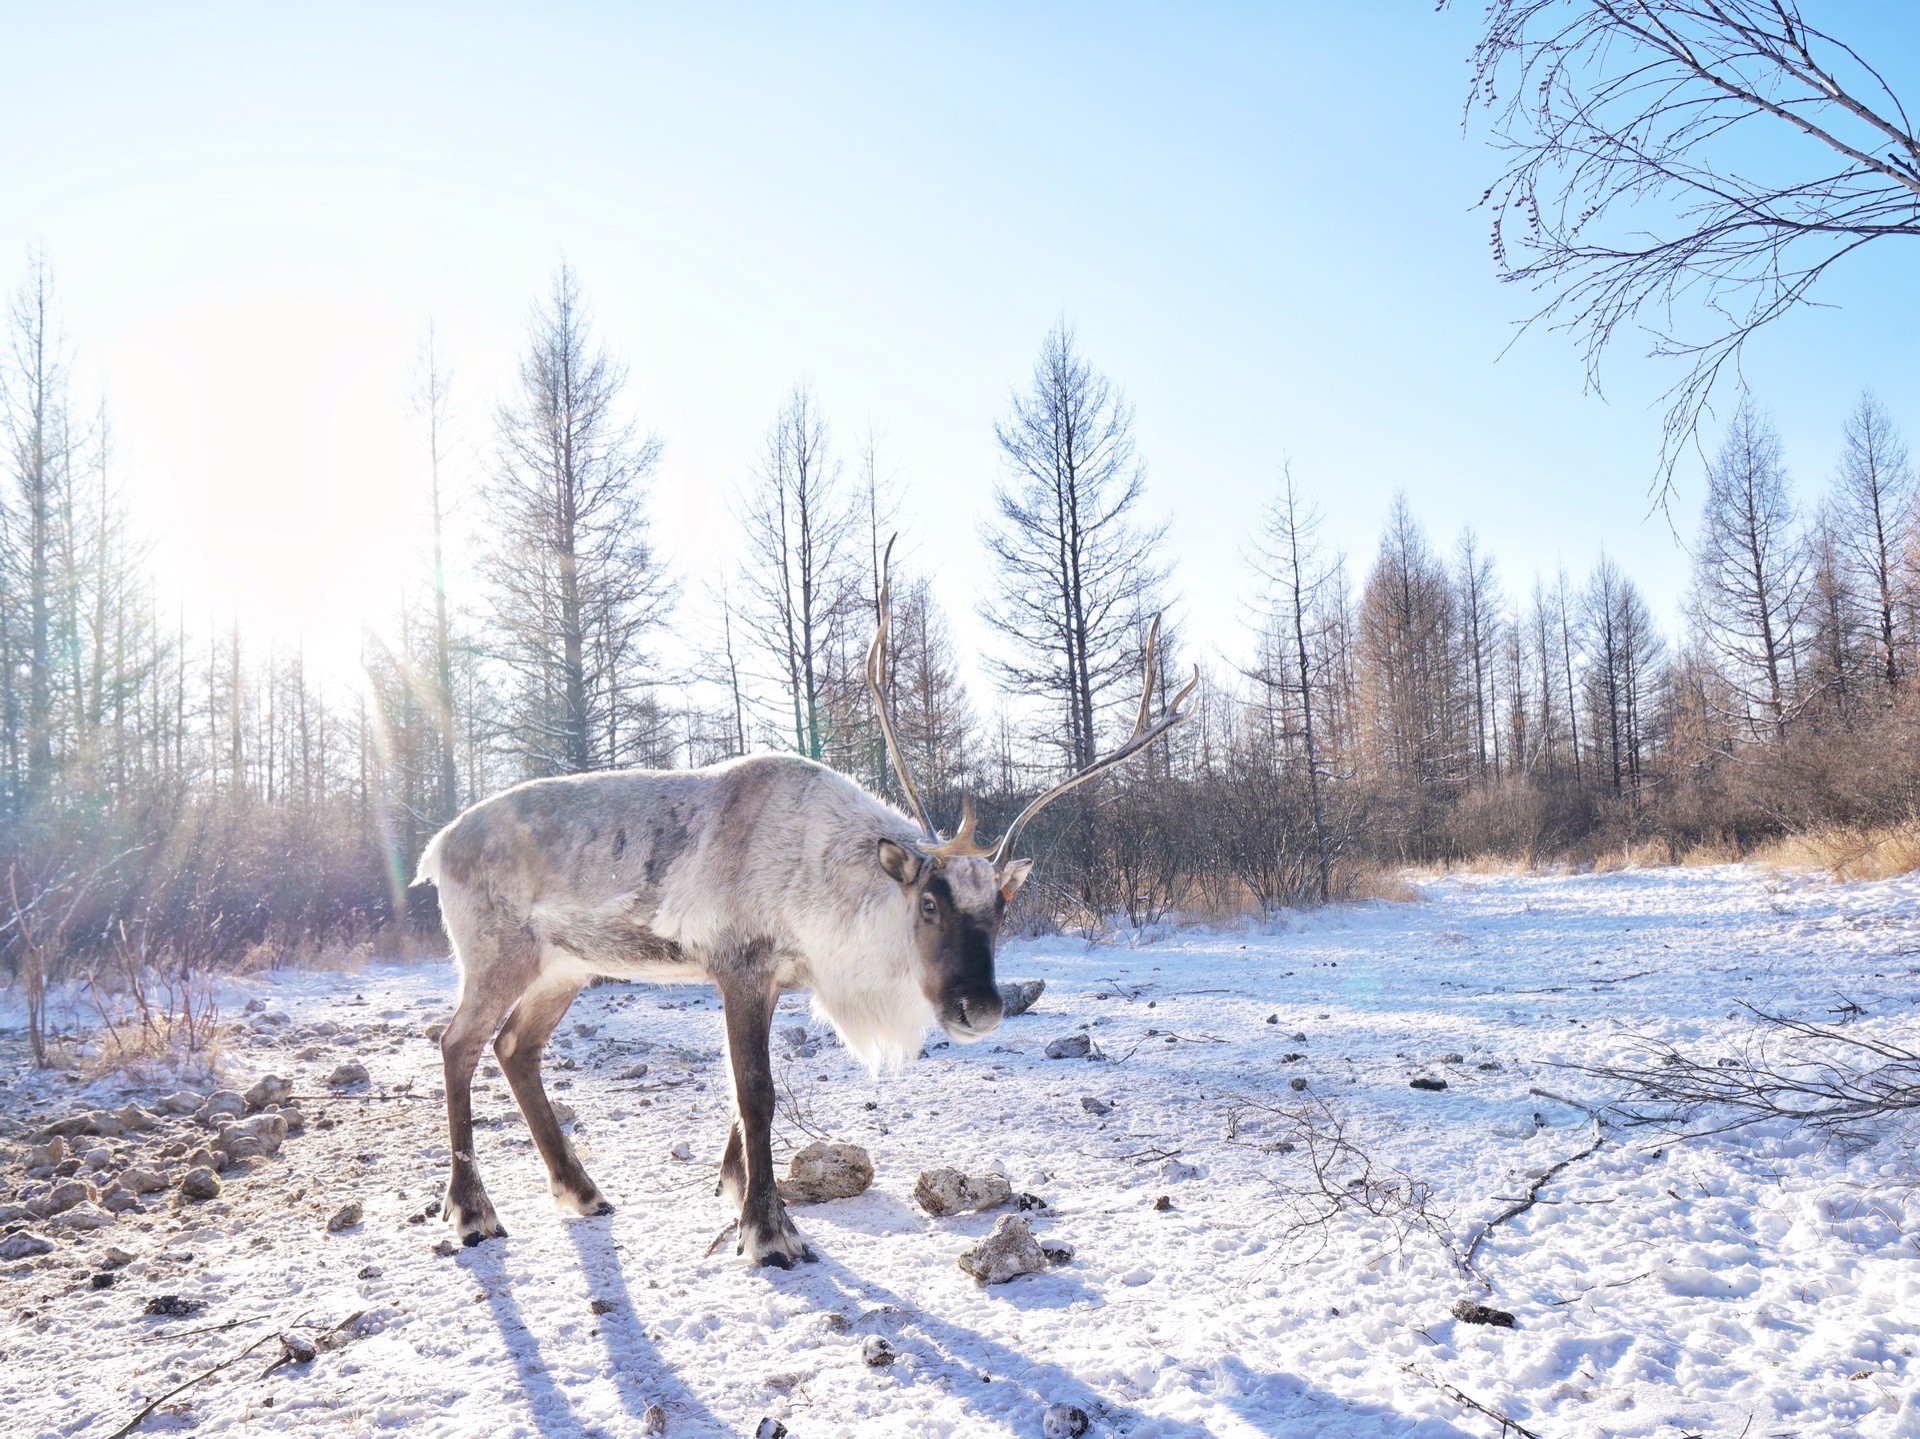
4,2,1918,688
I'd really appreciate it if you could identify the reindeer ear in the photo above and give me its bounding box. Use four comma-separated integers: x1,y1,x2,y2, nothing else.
876,838,926,887
996,857,1034,898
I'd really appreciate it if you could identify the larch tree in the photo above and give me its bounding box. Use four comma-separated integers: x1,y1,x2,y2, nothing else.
981,321,1168,773
482,264,668,777
1688,401,1806,740
1830,392,1911,693
736,384,855,763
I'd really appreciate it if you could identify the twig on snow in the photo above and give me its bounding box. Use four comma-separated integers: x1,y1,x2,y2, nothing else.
105,1332,281,1439
1463,1119,1607,1278
1401,1364,1543,1439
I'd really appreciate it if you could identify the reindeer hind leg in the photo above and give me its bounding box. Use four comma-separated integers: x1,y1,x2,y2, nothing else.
439,910,538,1245
494,975,611,1217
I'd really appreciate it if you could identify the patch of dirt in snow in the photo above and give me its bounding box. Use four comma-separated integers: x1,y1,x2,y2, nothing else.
1,863,1918,1436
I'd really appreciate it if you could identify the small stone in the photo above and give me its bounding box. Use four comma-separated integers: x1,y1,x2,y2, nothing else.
590,1296,617,1316
358,1264,384,1279
573,1022,598,1039
669,1140,692,1162
1409,1078,1448,1092
861,1334,897,1366
244,1076,293,1111
44,1179,93,1216
154,1091,204,1115
1044,1034,1092,1060
196,1091,246,1123
914,1168,1012,1217
162,1141,189,1160
1289,1077,1308,1091
25,1136,67,1171
1476,1060,1503,1072
1160,1158,1202,1182
1079,1097,1112,1116
551,1100,577,1125
1043,1402,1091,1438
754,1421,787,1439
279,1331,318,1364
103,1245,137,1268
59,1201,115,1230
1451,1299,1516,1328
82,1146,113,1170
619,1062,650,1079
956,1215,1050,1284
99,1186,141,1214
114,1103,162,1132
43,1112,104,1140
1265,1014,1278,1025
144,1294,206,1317
279,1106,306,1132
91,1271,118,1289
1717,1057,1740,1069
179,1167,221,1201
327,1061,370,1088
777,1141,874,1204
185,1147,217,1170
433,1239,458,1257
996,979,1045,1017
1039,1239,1073,1265
641,1404,667,1435
218,1114,288,1152
326,1202,363,1232
1015,1192,1051,1213
1440,1052,1465,1065
0,1232,54,1260
1291,1031,1307,1043
1153,1194,1171,1211
424,1022,447,1043
119,1167,169,1196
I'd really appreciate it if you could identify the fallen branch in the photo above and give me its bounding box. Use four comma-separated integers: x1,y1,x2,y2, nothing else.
1563,1000,1920,1141
106,1332,281,1439
1402,1364,1543,1439
1464,1119,1607,1277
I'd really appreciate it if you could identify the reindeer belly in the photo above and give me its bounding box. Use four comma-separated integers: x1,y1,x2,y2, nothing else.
527,895,708,983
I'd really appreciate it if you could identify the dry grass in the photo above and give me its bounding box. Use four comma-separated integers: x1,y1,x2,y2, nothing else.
1591,838,1678,873
1749,825,1920,882
1341,865,1430,904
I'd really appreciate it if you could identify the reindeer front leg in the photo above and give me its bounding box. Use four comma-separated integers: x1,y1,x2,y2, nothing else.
716,964,806,1268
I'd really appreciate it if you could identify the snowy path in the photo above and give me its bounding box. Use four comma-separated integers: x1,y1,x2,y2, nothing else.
4,864,1919,1437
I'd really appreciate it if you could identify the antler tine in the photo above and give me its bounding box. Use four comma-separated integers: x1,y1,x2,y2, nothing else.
991,615,1198,868
866,536,939,842
927,794,994,858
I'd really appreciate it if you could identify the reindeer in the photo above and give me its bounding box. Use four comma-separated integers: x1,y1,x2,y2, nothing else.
415,542,1196,1265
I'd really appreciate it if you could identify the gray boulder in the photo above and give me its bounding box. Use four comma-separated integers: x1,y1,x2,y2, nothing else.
914,1167,1012,1217
996,979,1045,1017
777,1141,874,1204
956,1215,1050,1284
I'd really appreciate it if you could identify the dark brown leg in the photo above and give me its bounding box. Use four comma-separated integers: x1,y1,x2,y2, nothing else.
716,969,804,1267
440,950,529,1246
494,976,611,1216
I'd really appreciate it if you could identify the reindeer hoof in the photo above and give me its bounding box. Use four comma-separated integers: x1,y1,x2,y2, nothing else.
592,1200,615,1217
758,1251,795,1271
461,1225,507,1247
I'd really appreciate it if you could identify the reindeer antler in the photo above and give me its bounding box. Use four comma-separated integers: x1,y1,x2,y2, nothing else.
868,538,1195,866
990,614,1198,867
867,537,940,843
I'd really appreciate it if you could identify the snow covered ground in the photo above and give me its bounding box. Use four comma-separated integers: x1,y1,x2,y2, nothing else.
3,863,1919,1437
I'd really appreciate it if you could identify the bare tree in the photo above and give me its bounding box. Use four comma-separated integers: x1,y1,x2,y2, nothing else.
736,384,856,761
982,321,1168,771
482,264,668,776
413,324,461,821
1830,391,1912,693
1,252,76,807
1688,400,1806,739
1249,466,1335,902
1466,1,1920,477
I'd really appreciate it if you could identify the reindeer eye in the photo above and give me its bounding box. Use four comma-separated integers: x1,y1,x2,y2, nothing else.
919,893,938,920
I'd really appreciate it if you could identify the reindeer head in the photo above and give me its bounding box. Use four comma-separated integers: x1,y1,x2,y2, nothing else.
865,538,1195,1046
